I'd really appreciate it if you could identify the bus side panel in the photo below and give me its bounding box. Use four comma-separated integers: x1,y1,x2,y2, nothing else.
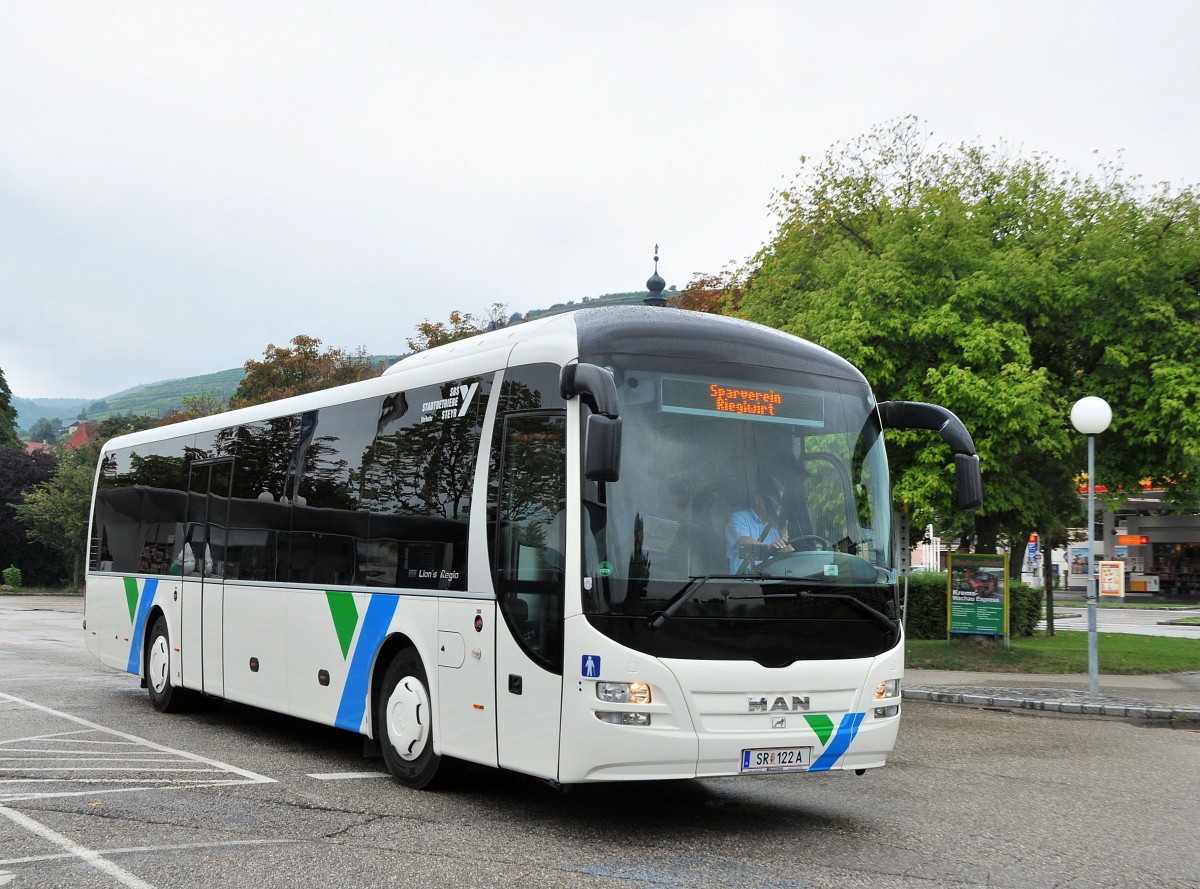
436,598,498,767
287,586,358,725
222,584,289,711
285,590,438,736
85,574,180,680
557,615,699,784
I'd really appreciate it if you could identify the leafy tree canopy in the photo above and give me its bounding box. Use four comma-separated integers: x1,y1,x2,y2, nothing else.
0,368,22,451
407,304,509,353
230,336,382,410
726,117,1200,551
13,446,95,590
0,448,61,585
26,417,62,445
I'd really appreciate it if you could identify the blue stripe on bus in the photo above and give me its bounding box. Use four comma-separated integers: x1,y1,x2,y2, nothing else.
334,594,399,733
125,578,159,675
808,712,865,772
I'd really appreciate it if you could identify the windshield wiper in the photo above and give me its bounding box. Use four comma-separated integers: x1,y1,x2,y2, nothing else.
788,590,897,632
646,575,742,630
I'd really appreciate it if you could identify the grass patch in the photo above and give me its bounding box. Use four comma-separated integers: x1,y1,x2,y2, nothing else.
907,631,1200,674
1054,599,1198,611
0,586,81,597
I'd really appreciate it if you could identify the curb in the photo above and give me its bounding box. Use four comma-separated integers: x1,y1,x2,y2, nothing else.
903,687,1200,723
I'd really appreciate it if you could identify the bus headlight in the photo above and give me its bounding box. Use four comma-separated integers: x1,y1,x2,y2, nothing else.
874,679,900,700
596,711,652,726
595,681,652,705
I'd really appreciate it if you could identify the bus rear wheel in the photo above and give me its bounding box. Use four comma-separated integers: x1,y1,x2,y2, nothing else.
378,647,454,790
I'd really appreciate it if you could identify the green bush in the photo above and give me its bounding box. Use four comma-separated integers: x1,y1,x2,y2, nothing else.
3,566,22,589
901,571,1043,639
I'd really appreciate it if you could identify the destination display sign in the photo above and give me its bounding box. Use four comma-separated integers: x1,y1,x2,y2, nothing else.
660,377,824,427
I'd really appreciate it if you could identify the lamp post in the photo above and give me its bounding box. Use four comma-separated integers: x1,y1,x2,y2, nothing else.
1070,396,1112,698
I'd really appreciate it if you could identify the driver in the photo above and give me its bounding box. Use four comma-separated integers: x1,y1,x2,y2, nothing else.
725,477,793,573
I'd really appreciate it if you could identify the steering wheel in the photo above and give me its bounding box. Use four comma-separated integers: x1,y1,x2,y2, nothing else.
786,534,830,552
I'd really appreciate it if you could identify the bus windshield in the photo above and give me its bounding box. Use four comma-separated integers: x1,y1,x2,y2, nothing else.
580,356,897,664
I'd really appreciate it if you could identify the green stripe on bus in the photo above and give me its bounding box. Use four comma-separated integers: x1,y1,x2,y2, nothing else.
326,591,359,660
803,714,835,745
123,576,139,623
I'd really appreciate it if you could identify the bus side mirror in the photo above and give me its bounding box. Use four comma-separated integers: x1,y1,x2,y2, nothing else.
878,400,983,511
955,453,983,511
585,415,622,482
562,363,622,482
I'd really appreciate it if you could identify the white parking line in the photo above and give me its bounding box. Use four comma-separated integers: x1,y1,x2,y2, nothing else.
0,804,156,889
0,692,275,802
306,771,391,780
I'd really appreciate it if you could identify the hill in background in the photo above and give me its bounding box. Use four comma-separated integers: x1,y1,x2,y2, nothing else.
14,290,666,432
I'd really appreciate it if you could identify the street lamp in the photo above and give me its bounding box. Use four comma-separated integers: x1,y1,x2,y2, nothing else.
1070,396,1112,698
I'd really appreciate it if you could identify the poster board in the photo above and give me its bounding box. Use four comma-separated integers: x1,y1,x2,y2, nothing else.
947,552,1009,646
1098,560,1126,600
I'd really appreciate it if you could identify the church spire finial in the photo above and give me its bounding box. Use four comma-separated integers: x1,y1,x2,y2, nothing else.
645,244,667,306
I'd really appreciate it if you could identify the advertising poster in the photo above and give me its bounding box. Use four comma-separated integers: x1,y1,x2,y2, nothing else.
1069,546,1090,576
1098,560,1125,599
947,552,1009,640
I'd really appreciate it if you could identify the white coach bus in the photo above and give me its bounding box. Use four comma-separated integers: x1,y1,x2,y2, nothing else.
84,305,981,789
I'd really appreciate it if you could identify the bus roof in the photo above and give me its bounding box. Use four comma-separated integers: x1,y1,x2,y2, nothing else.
98,306,866,453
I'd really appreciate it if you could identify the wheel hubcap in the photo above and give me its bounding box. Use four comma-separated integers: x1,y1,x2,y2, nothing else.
386,676,430,761
148,635,170,694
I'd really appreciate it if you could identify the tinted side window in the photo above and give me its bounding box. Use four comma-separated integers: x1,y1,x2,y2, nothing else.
91,436,191,575
225,417,298,582
360,379,485,590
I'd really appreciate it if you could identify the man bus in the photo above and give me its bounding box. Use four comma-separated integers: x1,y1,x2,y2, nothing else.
85,305,981,788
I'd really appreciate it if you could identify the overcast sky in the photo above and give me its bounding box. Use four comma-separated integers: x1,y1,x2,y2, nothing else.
2,2,1197,399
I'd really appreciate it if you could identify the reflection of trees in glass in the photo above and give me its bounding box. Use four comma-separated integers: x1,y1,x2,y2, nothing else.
299,435,356,510
219,417,298,501
357,382,480,520
109,453,185,490
803,439,854,545
500,415,566,527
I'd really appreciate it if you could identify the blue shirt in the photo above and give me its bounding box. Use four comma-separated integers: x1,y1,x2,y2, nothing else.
725,509,782,573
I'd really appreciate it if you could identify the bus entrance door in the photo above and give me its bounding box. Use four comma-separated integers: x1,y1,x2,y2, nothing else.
492,412,566,781
180,459,231,697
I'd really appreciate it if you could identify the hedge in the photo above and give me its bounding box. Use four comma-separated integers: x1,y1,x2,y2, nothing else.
901,572,1043,639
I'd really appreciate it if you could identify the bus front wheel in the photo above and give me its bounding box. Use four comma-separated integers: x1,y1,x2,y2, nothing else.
145,616,186,713
378,647,454,790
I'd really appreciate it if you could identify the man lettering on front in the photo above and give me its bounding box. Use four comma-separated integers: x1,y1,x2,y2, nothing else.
725,477,792,573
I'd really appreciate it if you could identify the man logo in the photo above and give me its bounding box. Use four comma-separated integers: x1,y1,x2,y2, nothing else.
748,695,811,713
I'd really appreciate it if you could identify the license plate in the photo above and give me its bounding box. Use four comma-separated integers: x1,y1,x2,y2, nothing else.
741,746,813,773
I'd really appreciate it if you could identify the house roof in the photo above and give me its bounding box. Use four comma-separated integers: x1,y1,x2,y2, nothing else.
64,422,102,450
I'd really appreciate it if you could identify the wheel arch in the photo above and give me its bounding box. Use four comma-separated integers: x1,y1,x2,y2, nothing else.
141,604,169,681
369,631,419,740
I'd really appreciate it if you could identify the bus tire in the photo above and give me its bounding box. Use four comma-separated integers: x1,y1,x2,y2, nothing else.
378,647,453,790
145,616,186,713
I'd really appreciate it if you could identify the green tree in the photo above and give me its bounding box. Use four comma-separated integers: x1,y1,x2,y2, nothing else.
407,304,509,353
229,336,382,410
726,118,1200,559
0,448,62,585
13,447,96,590
0,368,22,451
26,417,62,445
160,389,228,425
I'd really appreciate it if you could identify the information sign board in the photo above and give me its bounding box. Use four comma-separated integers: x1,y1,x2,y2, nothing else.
947,553,1009,641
